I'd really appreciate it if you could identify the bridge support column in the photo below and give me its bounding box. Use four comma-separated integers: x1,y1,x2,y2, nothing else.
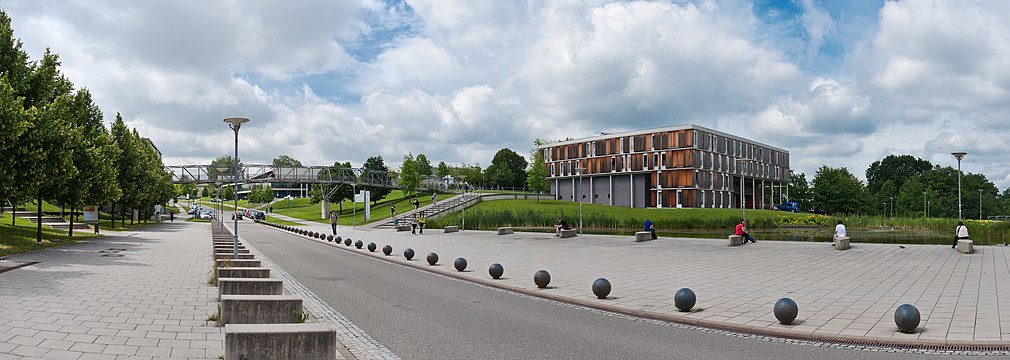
321,199,330,220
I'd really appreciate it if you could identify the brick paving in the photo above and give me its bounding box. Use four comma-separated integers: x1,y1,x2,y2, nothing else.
280,215,1010,344
0,221,222,360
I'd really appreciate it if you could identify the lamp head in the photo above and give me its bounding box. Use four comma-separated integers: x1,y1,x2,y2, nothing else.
951,151,967,161
224,117,250,131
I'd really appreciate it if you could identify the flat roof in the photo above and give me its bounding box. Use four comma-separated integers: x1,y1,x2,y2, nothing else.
538,124,788,153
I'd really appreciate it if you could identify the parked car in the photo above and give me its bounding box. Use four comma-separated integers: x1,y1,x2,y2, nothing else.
777,202,801,212
199,210,214,219
251,210,265,220
231,212,243,220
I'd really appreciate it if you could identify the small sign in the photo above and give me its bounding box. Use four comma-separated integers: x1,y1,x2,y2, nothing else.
354,194,364,203
83,205,99,223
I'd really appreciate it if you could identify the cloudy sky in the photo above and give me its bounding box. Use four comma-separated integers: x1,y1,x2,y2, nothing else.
5,0,1010,189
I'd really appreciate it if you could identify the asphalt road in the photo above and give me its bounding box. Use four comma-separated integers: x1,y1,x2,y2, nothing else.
241,223,978,360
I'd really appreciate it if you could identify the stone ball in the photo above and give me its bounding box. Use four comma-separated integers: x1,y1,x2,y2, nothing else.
382,245,392,256
404,248,415,260
774,298,798,325
534,270,551,288
354,240,363,249
454,257,467,272
592,278,611,299
344,238,352,246
426,252,439,265
894,304,920,333
674,288,696,312
367,242,377,252
488,263,504,279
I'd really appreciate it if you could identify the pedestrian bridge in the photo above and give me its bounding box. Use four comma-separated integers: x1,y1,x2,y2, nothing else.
165,164,399,188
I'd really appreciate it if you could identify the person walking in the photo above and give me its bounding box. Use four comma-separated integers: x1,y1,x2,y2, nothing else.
413,198,420,210
735,219,756,243
329,211,339,235
418,211,426,234
432,192,438,206
410,213,418,235
952,221,969,249
390,204,396,219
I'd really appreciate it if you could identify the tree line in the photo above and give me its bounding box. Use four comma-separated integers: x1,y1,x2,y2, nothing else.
788,155,1008,218
0,10,173,239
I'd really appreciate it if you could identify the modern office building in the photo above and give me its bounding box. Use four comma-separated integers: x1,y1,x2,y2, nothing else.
537,124,789,209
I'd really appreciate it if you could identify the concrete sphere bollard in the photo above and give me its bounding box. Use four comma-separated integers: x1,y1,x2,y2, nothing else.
367,242,376,252
426,252,439,265
488,263,504,279
319,233,326,240
534,270,551,288
894,304,920,333
404,248,415,260
774,298,798,325
592,278,611,299
335,236,342,243
674,288,696,312
344,238,352,246
454,257,467,272
382,245,392,256
354,240,363,249
327,235,334,242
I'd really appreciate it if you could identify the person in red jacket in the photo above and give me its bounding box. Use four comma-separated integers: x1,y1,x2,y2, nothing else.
735,219,756,243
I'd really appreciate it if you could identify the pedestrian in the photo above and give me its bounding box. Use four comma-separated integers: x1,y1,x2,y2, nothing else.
390,204,396,219
833,220,846,245
554,217,569,237
169,211,174,222
644,219,656,239
413,198,419,210
269,206,273,214
952,221,969,249
418,211,426,234
735,219,756,243
432,192,438,206
329,210,338,235
410,213,418,234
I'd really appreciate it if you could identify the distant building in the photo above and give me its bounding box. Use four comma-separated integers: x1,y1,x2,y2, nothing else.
537,124,790,209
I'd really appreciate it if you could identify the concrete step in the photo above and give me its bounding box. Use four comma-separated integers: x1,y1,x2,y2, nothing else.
220,295,303,325
225,323,336,360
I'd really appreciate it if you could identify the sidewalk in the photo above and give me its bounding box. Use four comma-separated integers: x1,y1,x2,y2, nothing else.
284,221,1010,345
0,220,222,360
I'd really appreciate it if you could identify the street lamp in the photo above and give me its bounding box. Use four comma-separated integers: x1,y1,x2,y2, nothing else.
923,191,927,219
736,159,749,220
224,117,250,257
459,175,467,231
889,196,894,218
576,166,586,235
951,152,966,220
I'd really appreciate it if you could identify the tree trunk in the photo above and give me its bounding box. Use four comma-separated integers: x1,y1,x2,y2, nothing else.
69,206,74,237
130,207,134,225
36,192,42,242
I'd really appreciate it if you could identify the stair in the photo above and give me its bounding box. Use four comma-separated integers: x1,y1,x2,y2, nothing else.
371,193,482,229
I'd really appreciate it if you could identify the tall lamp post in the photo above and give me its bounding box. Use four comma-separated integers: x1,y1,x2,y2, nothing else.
923,191,927,219
224,117,250,257
459,175,467,231
951,152,966,220
576,166,586,235
889,196,894,218
736,159,749,220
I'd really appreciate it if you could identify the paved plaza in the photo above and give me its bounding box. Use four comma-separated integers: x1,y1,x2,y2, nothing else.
279,213,1010,345
0,221,222,360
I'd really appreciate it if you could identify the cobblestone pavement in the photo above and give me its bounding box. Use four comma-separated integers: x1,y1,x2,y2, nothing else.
277,217,1010,345
0,221,222,360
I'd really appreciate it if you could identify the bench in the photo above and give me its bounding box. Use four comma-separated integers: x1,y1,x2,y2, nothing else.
444,226,459,233
220,295,303,325
497,227,514,235
396,224,412,232
635,231,654,242
217,267,270,278
833,236,850,250
216,259,262,268
215,253,255,260
225,323,337,360
560,229,577,238
218,278,284,298
214,247,249,254
728,235,744,246
957,239,974,254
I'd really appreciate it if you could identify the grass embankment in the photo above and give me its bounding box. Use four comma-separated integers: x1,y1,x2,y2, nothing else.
0,214,99,257
7,201,154,232
271,190,449,225
263,216,302,226
425,199,1010,245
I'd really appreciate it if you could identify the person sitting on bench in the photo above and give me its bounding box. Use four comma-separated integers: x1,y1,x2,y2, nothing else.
555,217,570,237
644,219,656,239
735,219,756,243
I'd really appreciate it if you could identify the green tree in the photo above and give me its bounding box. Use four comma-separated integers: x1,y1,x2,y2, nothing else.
111,114,143,226
399,153,419,196
865,155,933,196
415,153,432,177
310,161,354,212
896,176,927,217
811,166,870,215
485,148,527,189
248,184,273,204
209,155,242,182
526,140,549,194
436,161,450,177
363,155,391,203
875,180,898,216
787,171,811,206
272,155,302,167
0,75,30,215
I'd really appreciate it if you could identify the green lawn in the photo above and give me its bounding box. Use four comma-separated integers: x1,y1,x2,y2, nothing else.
0,214,99,257
262,216,302,226
8,201,155,232
270,190,450,225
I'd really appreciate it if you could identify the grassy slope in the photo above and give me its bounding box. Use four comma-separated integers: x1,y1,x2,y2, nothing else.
271,190,447,225
0,214,99,257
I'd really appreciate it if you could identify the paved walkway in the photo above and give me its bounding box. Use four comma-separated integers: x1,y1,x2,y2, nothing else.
0,220,222,360
280,220,1010,345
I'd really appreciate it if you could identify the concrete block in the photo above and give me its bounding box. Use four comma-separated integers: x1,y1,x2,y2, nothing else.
218,267,270,278
218,278,283,297
729,235,744,246
957,239,974,254
444,226,459,233
215,253,255,260
396,225,412,232
834,236,850,250
221,295,303,324
560,229,577,238
214,247,249,253
225,323,336,360
635,231,653,242
497,227,514,235
216,259,262,268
